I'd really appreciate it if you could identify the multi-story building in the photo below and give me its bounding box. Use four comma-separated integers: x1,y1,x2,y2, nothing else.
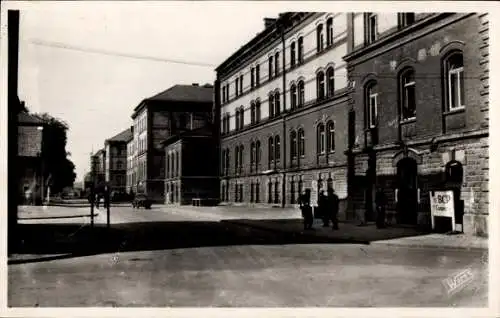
104,127,132,194
344,13,489,236
215,12,351,215
91,148,106,185
126,127,136,194
131,84,214,202
163,125,218,205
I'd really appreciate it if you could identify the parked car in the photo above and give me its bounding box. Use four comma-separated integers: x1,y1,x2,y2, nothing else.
132,193,152,209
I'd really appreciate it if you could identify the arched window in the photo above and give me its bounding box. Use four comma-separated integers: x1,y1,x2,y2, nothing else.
225,148,230,175
365,81,378,128
290,84,297,109
298,128,305,157
250,101,256,124
274,51,280,77
444,51,465,111
250,181,254,203
268,56,274,80
326,67,335,97
290,179,296,204
255,180,260,203
298,37,304,63
316,24,324,52
290,42,296,67
274,91,281,116
255,140,261,167
256,100,261,122
269,93,275,118
235,110,239,130
274,181,279,204
290,130,297,159
327,121,335,153
326,18,333,46
268,137,274,168
235,146,239,174
239,145,244,173
298,80,305,107
400,68,416,120
250,142,256,171
175,152,179,176
239,106,244,129
274,135,281,162
268,181,273,203
317,71,325,100
317,124,325,154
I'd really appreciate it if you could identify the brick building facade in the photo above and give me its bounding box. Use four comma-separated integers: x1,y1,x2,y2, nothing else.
344,13,489,236
215,12,351,216
131,84,213,202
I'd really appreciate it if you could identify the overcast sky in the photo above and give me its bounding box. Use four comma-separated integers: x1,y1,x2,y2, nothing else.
5,1,494,183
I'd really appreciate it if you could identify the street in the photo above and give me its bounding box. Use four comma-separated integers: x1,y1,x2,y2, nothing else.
9,205,488,307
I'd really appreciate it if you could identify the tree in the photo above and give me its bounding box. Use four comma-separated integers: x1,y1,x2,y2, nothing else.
36,113,77,194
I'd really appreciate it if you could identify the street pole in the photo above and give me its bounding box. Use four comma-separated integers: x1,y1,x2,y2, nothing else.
280,18,287,209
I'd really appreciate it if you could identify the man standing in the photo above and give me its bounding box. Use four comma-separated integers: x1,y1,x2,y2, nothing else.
319,190,329,227
327,187,340,230
298,189,313,230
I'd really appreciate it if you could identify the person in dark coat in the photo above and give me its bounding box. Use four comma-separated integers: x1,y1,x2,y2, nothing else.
327,187,340,230
319,190,329,227
298,189,313,230
375,187,387,229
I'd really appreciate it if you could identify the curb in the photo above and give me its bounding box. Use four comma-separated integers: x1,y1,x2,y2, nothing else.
223,220,487,251
370,241,488,252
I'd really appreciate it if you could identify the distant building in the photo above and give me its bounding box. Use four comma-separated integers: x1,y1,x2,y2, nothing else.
91,148,106,185
126,127,136,194
17,112,46,204
163,125,218,205
104,127,133,194
130,83,214,202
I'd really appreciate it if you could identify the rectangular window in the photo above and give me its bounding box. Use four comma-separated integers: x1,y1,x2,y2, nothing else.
240,75,243,94
235,78,239,97
290,42,296,67
256,64,260,85
369,93,378,128
402,76,416,120
368,13,378,43
399,13,415,27
268,57,273,80
298,37,304,63
448,67,465,110
275,52,280,77
251,68,255,88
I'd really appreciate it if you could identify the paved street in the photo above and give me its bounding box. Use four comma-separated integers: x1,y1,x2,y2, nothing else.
9,205,488,307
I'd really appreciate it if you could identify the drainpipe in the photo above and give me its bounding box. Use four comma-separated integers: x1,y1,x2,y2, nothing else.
280,19,287,208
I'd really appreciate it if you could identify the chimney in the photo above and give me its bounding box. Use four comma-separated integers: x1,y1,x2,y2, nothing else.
264,18,277,29
192,83,199,86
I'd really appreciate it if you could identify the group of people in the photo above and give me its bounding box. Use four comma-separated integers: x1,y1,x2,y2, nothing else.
297,186,390,230
298,187,340,231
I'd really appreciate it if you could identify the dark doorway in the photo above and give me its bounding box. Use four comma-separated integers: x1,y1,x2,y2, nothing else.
396,158,418,225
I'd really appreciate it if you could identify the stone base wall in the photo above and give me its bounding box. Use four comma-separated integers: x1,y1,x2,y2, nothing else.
350,135,488,236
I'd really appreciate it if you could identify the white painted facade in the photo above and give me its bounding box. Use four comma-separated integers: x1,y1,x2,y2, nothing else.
219,13,349,134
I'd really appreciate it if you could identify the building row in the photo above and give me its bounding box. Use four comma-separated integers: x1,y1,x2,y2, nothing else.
214,12,489,236
90,83,217,204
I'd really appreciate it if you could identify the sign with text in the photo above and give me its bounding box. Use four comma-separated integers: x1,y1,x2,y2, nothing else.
430,190,455,231
310,180,318,207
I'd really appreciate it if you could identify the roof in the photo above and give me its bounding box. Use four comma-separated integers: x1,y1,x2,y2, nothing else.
17,112,46,125
162,125,214,147
106,127,133,144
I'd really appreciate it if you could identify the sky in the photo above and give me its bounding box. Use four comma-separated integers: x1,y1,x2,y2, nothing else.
6,1,495,184
11,1,295,182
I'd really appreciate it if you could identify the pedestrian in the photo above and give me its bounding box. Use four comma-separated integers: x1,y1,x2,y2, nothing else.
375,187,387,229
319,190,329,227
327,187,340,230
298,189,314,230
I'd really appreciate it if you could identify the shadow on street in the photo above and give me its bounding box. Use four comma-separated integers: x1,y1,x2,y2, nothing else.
9,218,430,265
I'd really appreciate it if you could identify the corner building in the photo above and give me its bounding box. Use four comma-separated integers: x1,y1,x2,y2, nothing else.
344,13,489,235
215,12,351,217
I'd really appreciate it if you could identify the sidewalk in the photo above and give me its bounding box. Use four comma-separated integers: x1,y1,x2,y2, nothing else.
223,218,488,251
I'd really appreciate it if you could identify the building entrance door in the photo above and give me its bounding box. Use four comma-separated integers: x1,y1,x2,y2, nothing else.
396,158,418,225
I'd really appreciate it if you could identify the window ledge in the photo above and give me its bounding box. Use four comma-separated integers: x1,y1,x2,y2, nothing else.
400,118,416,124
444,107,465,116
